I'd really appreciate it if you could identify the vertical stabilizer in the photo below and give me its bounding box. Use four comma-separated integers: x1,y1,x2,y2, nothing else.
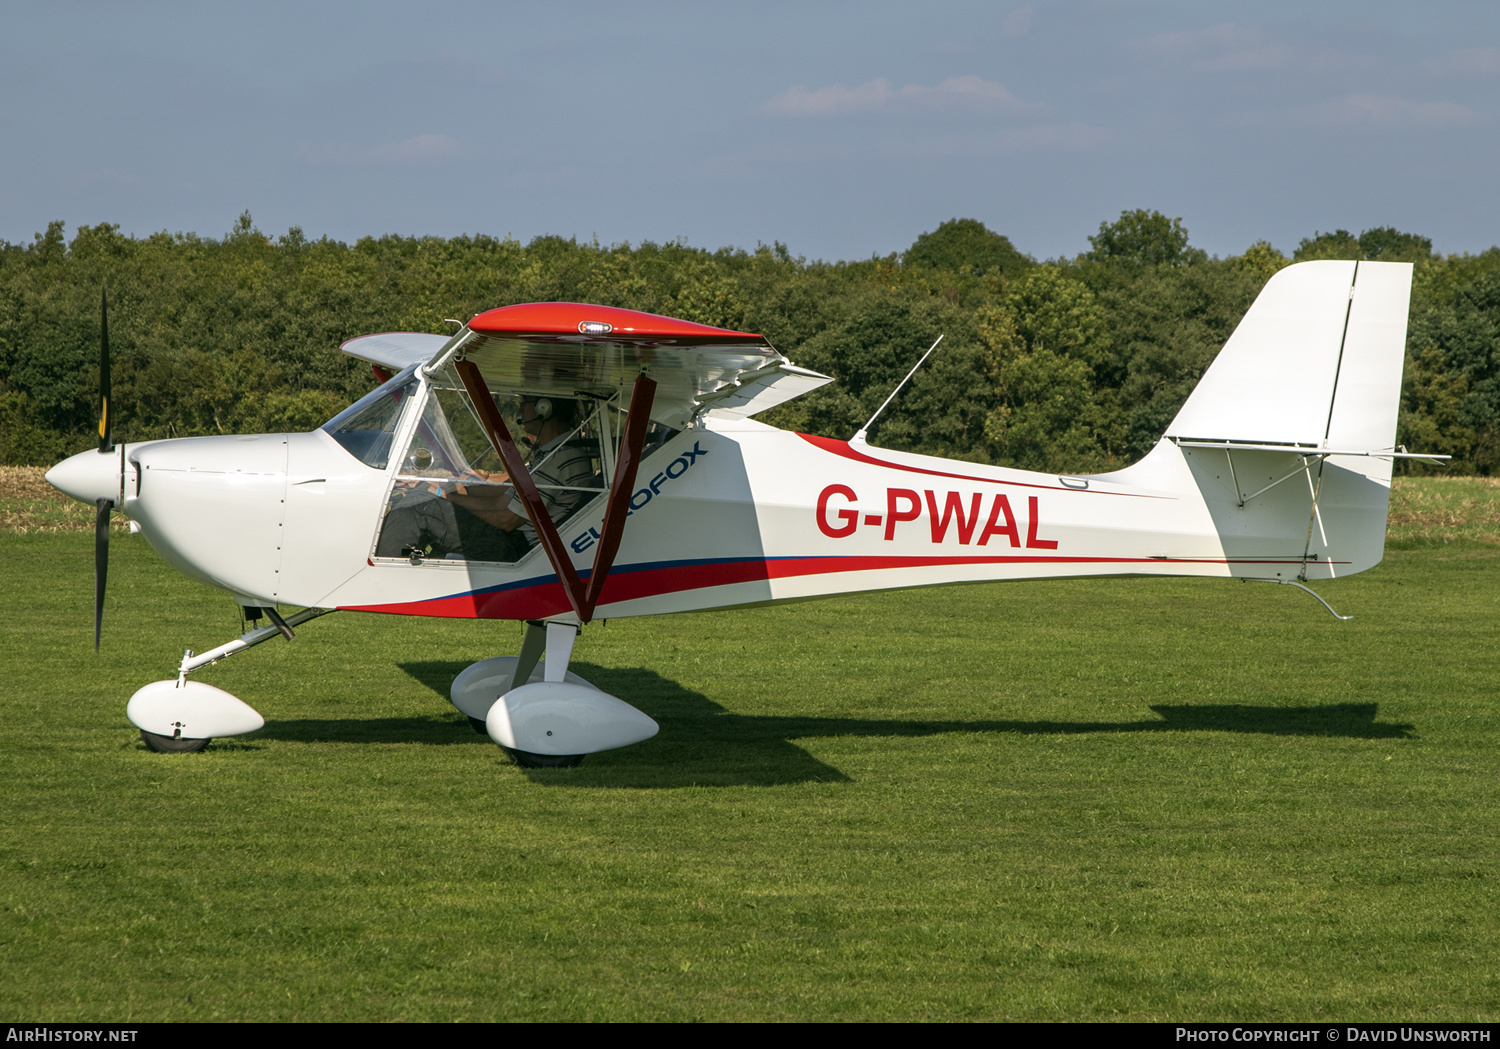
1120,260,1414,582
1166,260,1357,446
1165,260,1412,453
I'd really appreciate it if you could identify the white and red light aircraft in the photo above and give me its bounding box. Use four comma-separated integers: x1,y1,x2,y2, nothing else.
46,260,1440,765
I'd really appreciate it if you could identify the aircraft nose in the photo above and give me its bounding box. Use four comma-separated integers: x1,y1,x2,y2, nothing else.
45,448,121,505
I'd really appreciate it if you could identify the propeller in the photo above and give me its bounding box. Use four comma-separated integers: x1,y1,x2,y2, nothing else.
98,284,110,454
95,495,110,651
95,284,112,651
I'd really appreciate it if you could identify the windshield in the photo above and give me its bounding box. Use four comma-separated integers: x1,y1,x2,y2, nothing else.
322,364,420,469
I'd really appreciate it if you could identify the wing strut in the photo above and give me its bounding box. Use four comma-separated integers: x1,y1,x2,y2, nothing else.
455,361,656,624
583,375,657,613
456,360,590,622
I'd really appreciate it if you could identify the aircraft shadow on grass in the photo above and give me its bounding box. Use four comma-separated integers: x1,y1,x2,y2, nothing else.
255,660,1415,789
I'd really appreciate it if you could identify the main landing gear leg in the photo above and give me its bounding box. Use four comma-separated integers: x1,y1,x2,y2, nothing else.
512,621,549,691
462,620,551,733
542,621,577,682
449,618,658,768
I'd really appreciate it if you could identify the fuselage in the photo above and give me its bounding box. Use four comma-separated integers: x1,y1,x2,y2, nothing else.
48,376,1391,623
46,272,1414,760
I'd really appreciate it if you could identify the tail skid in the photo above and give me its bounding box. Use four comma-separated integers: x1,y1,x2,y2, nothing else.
1253,578,1354,620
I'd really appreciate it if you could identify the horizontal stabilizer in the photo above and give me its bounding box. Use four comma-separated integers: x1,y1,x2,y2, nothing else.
1171,439,1446,460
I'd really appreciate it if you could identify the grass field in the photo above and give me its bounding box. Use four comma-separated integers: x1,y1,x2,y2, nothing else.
1,471,1497,1021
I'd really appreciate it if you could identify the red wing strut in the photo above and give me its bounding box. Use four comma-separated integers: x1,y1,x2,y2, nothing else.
455,360,589,621
582,375,656,613
454,361,656,624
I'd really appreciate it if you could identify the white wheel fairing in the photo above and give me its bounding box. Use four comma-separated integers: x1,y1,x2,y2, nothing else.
484,682,658,756
449,655,598,722
127,680,265,739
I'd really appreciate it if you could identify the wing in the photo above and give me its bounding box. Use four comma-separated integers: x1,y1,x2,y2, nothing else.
693,361,834,419
440,303,831,429
340,332,451,373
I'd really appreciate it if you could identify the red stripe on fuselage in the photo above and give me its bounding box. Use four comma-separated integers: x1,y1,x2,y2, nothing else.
340,552,1331,620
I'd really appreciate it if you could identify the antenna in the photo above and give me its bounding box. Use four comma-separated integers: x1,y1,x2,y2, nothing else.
852,334,943,444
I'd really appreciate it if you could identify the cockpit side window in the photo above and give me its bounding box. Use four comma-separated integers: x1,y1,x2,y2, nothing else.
372,374,679,565
321,365,420,470
374,379,600,564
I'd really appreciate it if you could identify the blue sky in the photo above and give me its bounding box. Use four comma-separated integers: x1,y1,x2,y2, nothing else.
3,1,1497,262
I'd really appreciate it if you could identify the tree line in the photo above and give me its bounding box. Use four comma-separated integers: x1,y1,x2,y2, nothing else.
2,210,1497,474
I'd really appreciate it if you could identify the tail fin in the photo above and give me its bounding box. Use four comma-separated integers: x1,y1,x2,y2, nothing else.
1130,261,1413,580
1165,260,1411,455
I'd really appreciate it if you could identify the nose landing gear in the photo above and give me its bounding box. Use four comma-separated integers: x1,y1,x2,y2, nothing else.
128,607,333,754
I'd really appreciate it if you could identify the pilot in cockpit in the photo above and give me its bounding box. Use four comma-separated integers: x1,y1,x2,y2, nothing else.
374,396,597,563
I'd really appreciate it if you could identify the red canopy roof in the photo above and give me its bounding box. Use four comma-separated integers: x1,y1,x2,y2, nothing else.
467,302,764,342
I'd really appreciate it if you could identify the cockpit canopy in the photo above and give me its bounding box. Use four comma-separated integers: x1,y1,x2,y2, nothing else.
321,364,420,470
324,362,674,565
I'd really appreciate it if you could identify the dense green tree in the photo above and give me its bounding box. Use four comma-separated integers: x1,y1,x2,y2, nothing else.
1358,227,1434,263
1234,240,1291,283
1294,226,1434,263
2,213,1494,480
977,267,1116,470
902,219,1032,278
1293,229,1362,262
1085,210,1204,268
1398,346,1472,473
1402,269,1500,472
1004,265,1109,367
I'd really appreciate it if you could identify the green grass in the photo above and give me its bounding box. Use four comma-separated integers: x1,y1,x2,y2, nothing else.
1387,475,1500,548
1,496,1498,1020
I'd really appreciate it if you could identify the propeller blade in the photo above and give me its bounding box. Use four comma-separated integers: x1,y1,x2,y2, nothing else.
98,284,111,453
94,497,111,651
